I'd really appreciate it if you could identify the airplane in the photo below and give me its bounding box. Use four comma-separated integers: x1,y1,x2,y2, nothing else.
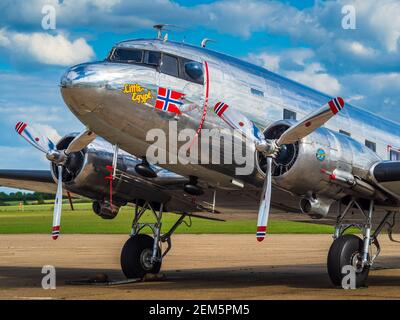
2,31,400,288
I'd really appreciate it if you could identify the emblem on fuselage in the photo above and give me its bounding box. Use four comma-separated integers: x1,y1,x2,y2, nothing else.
316,148,326,161
122,83,152,104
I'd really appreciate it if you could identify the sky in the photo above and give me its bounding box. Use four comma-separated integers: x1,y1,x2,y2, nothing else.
0,0,399,192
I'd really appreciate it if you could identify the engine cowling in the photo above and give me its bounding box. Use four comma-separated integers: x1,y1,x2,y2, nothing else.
50,134,135,218
256,120,382,218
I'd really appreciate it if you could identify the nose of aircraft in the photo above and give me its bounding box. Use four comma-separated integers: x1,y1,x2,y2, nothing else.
60,63,101,88
60,62,110,118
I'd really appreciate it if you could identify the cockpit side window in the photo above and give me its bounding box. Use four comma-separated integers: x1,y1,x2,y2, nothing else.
182,59,204,84
107,47,203,85
160,54,179,77
145,51,161,66
110,48,143,63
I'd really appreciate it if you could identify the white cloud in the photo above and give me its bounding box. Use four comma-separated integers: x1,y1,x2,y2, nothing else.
34,124,62,144
339,72,400,118
247,52,280,72
283,48,315,67
361,0,400,53
346,41,376,58
0,29,95,66
248,48,341,96
285,63,341,96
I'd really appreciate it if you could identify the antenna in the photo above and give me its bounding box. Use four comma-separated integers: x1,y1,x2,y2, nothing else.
153,24,165,39
201,38,216,48
153,24,185,40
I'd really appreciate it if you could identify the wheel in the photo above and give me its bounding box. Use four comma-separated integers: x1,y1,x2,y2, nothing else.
327,234,370,288
120,234,161,279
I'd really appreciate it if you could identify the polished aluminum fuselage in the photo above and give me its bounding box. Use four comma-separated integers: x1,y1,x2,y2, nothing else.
60,39,400,199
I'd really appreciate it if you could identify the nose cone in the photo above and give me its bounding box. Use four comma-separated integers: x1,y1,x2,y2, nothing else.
60,63,98,87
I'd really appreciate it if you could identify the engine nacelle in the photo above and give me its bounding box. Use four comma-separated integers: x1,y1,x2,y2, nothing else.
257,121,382,218
50,134,139,216
299,196,335,219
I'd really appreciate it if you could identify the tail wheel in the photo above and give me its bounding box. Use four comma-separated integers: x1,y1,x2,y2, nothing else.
120,234,161,279
327,234,370,287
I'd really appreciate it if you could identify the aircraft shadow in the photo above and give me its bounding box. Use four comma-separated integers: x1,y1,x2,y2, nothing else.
1,257,400,291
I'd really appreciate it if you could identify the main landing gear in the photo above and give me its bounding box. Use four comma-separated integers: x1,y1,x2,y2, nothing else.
120,200,191,279
327,198,398,288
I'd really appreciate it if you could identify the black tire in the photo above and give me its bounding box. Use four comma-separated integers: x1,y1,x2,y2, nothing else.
327,234,369,288
120,234,161,279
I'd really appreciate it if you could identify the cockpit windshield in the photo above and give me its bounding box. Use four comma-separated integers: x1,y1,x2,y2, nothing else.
108,47,204,85
111,48,143,63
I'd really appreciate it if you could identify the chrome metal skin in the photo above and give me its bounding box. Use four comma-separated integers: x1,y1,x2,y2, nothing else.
264,123,382,202
60,38,400,212
50,133,186,213
9,38,400,285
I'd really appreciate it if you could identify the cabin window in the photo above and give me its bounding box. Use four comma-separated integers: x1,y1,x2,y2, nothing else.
109,48,143,63
251,88,264,97
183,61,204,84
390,148,400,161
161,54,179,77
365,140,376,152
339,130,351,137
145,51,161,66
283,109,296,120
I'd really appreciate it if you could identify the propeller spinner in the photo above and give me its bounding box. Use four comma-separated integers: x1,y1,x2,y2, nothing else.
15,122,96,239
213,97,345,241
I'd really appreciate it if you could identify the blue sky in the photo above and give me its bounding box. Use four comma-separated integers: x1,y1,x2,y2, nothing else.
0,0,400,192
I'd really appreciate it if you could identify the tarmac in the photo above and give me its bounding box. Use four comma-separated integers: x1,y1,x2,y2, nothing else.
1,234,400,299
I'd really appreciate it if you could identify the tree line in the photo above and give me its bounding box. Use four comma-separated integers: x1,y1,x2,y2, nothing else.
0,192,55,205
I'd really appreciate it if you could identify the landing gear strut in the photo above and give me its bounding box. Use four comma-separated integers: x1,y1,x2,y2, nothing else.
327,198,396,288
120,200,191,279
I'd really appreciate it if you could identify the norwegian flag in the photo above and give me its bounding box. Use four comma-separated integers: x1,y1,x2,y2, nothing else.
155,87,184,115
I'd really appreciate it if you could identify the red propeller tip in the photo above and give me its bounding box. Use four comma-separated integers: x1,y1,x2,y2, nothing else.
256,237,265,242
337,97,345,107
52,235,59,240
15,122,27,134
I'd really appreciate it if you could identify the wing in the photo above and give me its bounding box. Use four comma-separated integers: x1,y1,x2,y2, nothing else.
0,169,298,217
0,169,56,194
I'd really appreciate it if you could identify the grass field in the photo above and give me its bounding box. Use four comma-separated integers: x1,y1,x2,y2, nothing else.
0,202,337,234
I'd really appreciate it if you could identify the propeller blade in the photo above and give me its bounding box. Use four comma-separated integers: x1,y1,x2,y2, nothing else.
277,97,345,146
52,165,63,240
256,157,272,242
65,130,96,154
214,102,264,143
15,122,55,153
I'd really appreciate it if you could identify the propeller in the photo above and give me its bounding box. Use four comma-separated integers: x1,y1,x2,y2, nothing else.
65,130,96,154
213,97,345,241
15,122,96,239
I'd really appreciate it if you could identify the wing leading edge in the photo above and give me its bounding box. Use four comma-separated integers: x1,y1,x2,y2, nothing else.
0,169,56,194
